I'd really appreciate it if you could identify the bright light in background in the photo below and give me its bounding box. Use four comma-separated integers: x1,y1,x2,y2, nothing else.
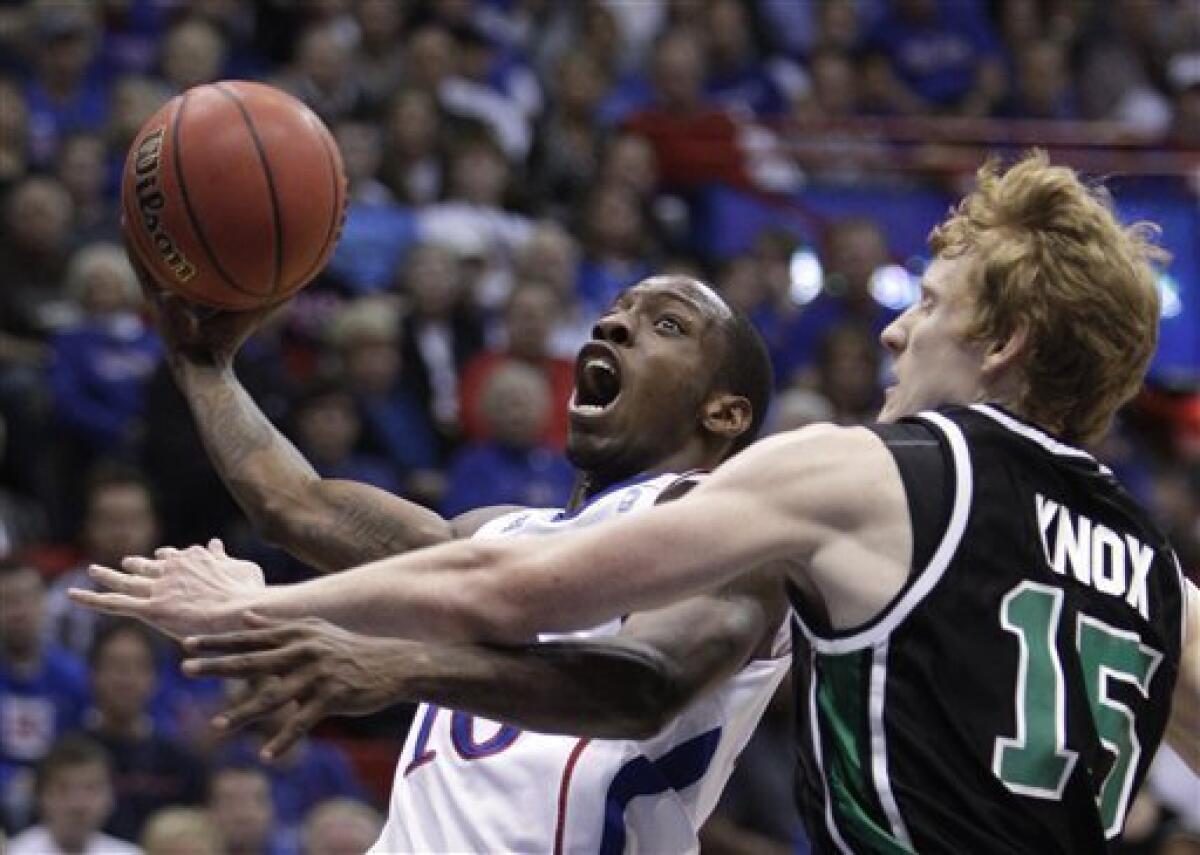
788,247,823,305
870,264,921,311
1158,271,1182,320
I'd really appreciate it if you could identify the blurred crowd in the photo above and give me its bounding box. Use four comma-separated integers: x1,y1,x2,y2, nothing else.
1,0,1198,853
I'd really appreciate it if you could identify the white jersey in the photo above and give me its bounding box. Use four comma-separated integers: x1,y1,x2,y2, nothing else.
372,473,791,854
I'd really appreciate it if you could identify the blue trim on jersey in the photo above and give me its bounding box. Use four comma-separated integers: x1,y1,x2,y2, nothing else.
554,474,659,521
597,727,723,855
449,711,521,759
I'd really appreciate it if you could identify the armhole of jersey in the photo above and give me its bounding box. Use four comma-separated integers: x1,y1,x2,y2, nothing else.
791,410,974,654
654,470,709,505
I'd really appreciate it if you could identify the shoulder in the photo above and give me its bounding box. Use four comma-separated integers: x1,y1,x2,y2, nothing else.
723,423,892,490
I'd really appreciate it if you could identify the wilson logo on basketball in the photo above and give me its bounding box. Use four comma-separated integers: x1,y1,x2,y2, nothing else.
133,127,197,283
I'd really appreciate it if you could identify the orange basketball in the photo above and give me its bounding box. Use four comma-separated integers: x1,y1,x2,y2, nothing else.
121,80,347,311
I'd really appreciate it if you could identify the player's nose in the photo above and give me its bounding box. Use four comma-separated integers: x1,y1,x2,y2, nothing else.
592,313,634,346
880,314,906,355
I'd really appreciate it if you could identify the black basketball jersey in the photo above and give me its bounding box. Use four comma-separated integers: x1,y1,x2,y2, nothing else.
789,404,1187,854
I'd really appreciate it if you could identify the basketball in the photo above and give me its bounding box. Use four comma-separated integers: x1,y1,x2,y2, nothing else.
121,80,346,311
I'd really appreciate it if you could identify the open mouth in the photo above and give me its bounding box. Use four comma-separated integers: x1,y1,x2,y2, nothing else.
570,342,622,417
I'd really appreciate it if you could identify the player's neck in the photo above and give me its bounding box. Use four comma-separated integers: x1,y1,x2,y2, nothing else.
569,448,722,510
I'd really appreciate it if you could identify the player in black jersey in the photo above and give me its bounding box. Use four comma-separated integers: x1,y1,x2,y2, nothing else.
79,152,1199,852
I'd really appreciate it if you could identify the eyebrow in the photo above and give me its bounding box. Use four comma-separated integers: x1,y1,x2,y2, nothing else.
608,290,706,317
638,288,715,318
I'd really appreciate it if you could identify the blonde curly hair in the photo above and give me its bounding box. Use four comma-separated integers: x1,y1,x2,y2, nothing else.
930,151,1166,444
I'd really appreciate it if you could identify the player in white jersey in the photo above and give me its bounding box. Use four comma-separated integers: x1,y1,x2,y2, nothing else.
91,271,789,851
378,475,789,853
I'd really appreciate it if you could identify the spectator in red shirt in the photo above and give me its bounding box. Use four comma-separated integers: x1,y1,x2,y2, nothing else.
460,281,574,449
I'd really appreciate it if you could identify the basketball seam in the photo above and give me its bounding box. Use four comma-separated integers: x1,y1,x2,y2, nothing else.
215,82,284,297
293,123,344,289
171,92,258,298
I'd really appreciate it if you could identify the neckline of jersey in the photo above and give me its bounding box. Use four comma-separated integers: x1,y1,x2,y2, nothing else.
968,403,1110,473
554,472,669,521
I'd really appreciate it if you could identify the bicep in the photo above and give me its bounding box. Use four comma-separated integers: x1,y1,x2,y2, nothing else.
481,427,878,638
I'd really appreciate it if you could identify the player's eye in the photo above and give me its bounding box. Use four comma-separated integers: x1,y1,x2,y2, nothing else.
654,316,685,335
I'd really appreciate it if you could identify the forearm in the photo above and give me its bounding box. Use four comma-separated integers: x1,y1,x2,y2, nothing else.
243,494,770,643
172,361,450,570
172,359,317,526
243,537,505,640
400,637,685,739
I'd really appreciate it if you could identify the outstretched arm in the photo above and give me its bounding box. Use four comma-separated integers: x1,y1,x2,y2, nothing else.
1166,578,1200,773
181,570,786,758
171,356,456,568
138,258,499,569
73,424,909,642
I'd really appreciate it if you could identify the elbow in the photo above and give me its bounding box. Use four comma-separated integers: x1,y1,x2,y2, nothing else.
622,668,690,740
243,477,322,547
252,494,303,547
615,700,679,741
597,645,692,740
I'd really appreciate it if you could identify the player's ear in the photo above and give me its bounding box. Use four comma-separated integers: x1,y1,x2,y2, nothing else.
982,322,1029,380
701,393,752,443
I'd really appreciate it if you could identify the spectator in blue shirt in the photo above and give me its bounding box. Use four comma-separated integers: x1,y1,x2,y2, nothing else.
714,253,786,347
379,87,445,207
217,697,365,852
44,464,161,660
326,119,418,296
22,6,110,167
330,298,443,505
55,132,119,247
442,360,575,516
42,464,224,748
704,0,806,117
290,380,400,498
999,39,1080,120
83,621,207,843
0,558,89,833
575,182,655,317
864,0,1006,116
773,218,898,387
48,243,162,463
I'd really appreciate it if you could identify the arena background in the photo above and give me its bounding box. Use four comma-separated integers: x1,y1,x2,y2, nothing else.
0,0,1197,852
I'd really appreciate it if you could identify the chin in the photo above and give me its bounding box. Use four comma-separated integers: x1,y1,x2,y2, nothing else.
565,434,607,471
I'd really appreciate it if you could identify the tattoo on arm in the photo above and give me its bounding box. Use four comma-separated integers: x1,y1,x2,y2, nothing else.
191,378,300,472
301,485,450,569
178,365,451,571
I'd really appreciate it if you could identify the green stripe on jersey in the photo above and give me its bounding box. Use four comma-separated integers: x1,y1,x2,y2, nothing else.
817,651,915,855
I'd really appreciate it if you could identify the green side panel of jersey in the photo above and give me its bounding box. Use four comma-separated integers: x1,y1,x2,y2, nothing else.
817,650,915,855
